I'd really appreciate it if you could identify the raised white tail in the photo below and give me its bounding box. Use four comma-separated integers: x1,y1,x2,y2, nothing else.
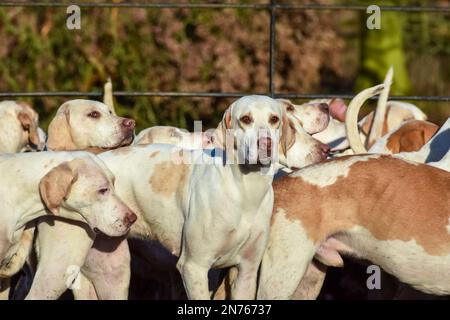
345,84,386,154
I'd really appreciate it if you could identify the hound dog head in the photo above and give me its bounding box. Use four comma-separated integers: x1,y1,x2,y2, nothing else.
214,95,298,167
39,155,137,237
47,100,136,152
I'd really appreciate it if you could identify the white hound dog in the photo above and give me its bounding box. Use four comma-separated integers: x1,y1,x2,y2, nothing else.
0,151,136,299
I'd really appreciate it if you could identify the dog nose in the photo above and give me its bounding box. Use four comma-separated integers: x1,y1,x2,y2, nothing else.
319,103,329,113
122,118,136,129
125,212,137,226
258,137,272,153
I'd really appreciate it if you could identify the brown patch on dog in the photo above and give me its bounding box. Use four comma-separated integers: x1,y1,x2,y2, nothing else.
149,151,160,158
149,161,189,197
273,156,450,255
386,120,439,154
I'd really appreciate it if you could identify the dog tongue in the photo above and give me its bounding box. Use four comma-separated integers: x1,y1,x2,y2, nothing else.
329,99,347,122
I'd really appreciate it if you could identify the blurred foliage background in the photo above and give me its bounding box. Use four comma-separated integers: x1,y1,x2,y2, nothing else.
0,0,449,132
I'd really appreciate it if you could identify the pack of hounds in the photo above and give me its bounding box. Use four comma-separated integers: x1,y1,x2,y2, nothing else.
0,68,449,300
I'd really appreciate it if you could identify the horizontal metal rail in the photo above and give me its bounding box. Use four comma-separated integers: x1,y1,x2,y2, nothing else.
0,91,448,102
0,2,449,12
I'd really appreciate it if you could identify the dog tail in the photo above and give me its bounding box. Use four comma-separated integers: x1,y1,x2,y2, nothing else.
366,67,394,148
103,77,117,115
346,84,386,154
0,224,35,278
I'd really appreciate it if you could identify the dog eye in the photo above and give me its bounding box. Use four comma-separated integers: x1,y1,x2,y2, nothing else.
98,187,109,195
240,115,252,124
87,111,101,119
269,115,280,124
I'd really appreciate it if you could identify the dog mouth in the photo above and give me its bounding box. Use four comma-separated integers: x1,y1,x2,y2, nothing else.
96,132,134,151
119,133,134,147
93,227,131,238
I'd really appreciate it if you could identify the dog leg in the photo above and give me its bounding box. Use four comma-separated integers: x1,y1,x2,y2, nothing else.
257,213,316,299
79,236,130,300
26,219,94,300
72,273,98,300
291,261,327,300
177,259,210,300
231,229,269,300
230,263,260,300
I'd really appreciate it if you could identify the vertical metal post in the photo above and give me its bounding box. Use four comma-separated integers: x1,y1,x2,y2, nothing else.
269,0,276,97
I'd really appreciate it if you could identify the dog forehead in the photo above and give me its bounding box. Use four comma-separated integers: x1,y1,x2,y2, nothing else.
72,156,111,185
64,99,110,114
233,95,282,117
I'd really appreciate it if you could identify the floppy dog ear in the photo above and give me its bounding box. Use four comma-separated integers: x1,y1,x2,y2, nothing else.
214,107,233,148
39,162,78,214
47,104,76,151
277,99,296,113
223,107,232,129
280,114,296,157
17,103,40,147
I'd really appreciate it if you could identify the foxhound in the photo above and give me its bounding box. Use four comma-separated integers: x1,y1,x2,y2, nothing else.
24,95,328,300
0,151,136,299
258,154,450,299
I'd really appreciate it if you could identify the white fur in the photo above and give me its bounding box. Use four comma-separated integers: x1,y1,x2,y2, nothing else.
291,154,380,187
336,226,450,295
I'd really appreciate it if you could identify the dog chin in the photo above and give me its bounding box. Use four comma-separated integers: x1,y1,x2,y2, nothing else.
105,134,133,149
95,225,130,238
119,134,134,146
